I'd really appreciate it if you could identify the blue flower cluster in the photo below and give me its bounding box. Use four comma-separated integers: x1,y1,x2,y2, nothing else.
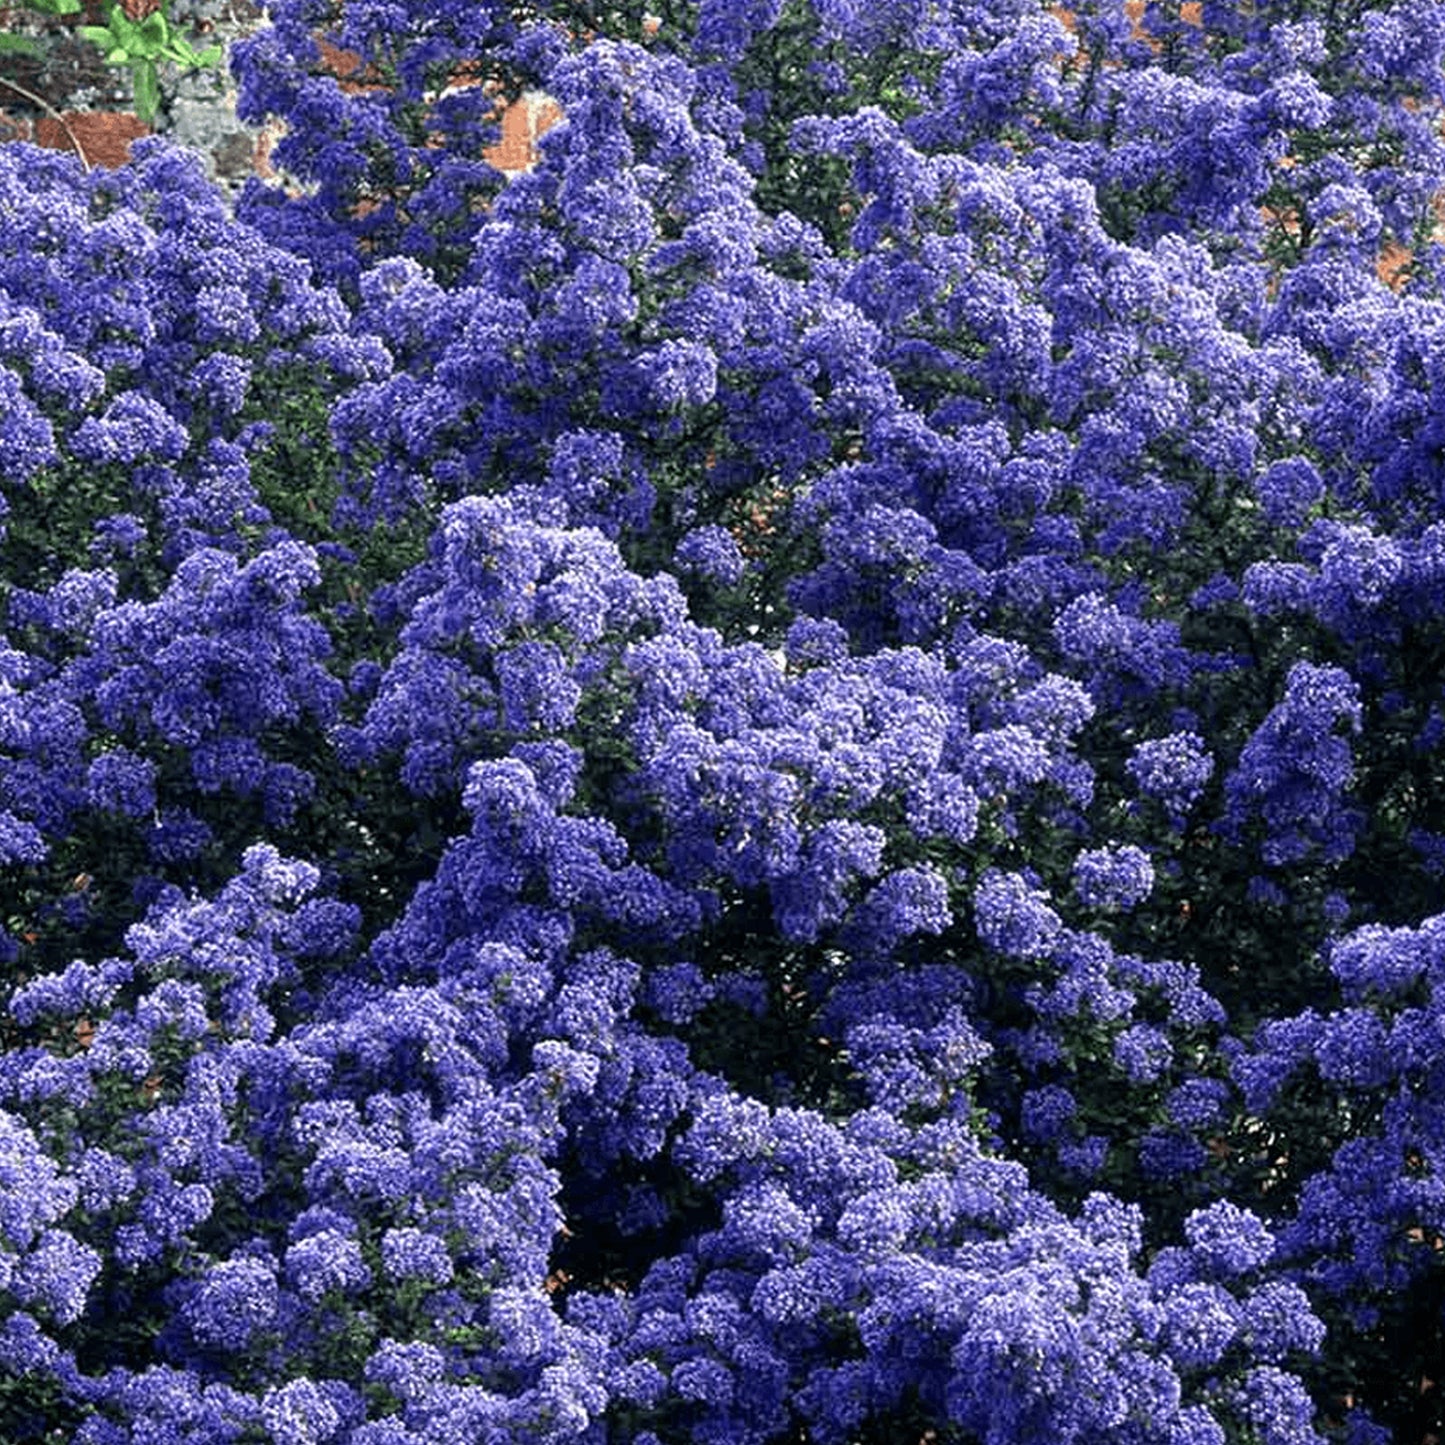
5,0,1445,1438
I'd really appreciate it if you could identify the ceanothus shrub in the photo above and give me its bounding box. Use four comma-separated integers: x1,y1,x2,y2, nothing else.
7,0,1445,1441
0,138,403,981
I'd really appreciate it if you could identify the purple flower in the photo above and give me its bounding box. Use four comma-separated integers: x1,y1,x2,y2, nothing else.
1161,1282,1241,1369
1167,1078,1230,1130
1327,919,1437,998
285,1230,370,1303
1223,661,1363,865
69,391,190,464
90,512,148,560
365,1339,447,1403
185,1257,280,1351
671,1356,735,1406
82,751,156,820
1256,457,1325,528
1226,1366,1321,1445
1240,1281,1326,1362
3,11,1443,1439
261,1379,348,1445
0,811,48,864
1139,1130,1209,1181
1072,844,1155,910
496,642,582,734
635,339,719,412
195,284,261,346
1020,1085,1077,1145
1185,1203,1276,1279
189,352,253,416
642,961,714,1025
674,525,747,586
966,724,1054,796
852,865,953,953
145,807,213,863
0,368,58,480
1313,1007,1391,1089
380,1226,454,1286
974,869,1061,959
1113,1023,1172,1083
0,305,105,407
1056,1135,1110,1180
10,1228,101,1325
1127,731,1214,820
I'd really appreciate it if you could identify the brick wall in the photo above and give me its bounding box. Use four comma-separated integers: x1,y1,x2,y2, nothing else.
0,7,558,181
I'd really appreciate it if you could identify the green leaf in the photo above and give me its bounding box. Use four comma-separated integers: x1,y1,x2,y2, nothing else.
168,35,221,70
126,20,166,58
132,58,159,121
79,24,116,45
106,7,139,40
98,11,165,59
0,33,43,54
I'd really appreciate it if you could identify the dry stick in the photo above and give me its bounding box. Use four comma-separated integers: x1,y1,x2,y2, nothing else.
0,73,90,170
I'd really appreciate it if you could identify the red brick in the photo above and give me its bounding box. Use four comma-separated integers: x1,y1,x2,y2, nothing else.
483,92,562,173
34,109,148,168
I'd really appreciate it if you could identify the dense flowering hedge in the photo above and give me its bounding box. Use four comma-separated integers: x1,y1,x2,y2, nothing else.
5,0,1445,1440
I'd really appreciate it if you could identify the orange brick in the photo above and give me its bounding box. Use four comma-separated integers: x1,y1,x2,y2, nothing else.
1378,240,1413,290
251,119,289,182
314,35,391,94
35,110,149,168
316,36,365,80
484,94,534,172
483,92,563,174
531,94,562,141
1123,0,1203,44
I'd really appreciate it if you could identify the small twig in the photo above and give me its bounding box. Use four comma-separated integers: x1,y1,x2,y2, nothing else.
0,73,91,171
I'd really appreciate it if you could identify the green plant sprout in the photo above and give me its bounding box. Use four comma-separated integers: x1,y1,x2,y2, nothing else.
79,0,223,124
0,0,222,127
